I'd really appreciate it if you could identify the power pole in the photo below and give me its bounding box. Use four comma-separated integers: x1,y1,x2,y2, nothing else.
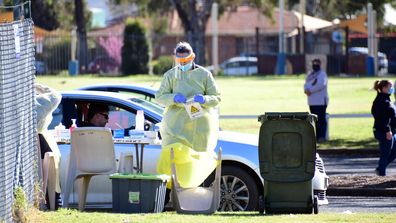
276,0,286,75
211,3,219,75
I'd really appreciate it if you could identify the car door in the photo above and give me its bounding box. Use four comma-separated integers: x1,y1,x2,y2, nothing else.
52,97,162,205
224,61,242,75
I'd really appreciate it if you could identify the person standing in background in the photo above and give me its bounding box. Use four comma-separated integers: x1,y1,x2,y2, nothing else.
371,80,396,176
304,58,329,143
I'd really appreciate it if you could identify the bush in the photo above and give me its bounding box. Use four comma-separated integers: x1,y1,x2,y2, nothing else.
152,56,173,75
12,186,28,223
121,18,149,75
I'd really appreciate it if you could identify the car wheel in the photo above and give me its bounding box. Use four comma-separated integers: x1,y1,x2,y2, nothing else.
215,165,260,212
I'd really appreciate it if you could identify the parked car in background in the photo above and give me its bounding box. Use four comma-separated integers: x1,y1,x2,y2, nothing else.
348,47,388,70
88,57,119,74
207,56,258,76
388,48,396,74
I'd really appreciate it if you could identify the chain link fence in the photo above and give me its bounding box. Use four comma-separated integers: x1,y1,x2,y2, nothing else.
0,19,36,222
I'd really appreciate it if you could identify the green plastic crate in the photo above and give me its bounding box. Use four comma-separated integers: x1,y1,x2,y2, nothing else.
109,173,169,213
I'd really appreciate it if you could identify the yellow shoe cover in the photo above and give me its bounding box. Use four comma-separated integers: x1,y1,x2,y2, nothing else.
156,143,217,188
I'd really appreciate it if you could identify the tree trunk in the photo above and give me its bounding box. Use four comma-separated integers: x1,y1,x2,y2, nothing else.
172,0,213,65
75,0,88,73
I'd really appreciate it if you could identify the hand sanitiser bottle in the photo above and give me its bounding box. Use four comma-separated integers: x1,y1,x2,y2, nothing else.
70,119,77,134
135,110,144,131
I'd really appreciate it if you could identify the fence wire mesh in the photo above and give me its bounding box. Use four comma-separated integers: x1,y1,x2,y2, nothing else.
0,19,36,222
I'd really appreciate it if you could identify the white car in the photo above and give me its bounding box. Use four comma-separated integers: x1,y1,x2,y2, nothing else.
348,47,388,70
207,56,258,76
52,89,329,211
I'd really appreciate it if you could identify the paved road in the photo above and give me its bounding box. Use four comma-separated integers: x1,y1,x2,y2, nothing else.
320,196,396,213
321,154,396,176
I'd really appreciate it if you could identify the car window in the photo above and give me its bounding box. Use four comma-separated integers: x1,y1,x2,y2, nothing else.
48,98,155,133
226,62,241,68
107,106,135,130
129,98,164,114
117,91,155,101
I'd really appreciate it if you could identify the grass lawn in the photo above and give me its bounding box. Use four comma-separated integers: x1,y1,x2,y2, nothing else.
36,74,384,149
31,74,395,221
28,208,396,223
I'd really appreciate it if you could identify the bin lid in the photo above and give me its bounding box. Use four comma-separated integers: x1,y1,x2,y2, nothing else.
258,112,317,124
109,173,170,181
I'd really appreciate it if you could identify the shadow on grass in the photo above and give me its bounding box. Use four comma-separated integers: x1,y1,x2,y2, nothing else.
318,138,377,150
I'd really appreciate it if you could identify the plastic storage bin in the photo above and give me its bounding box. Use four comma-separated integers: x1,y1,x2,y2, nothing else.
258,112,318,214
109,173,169,213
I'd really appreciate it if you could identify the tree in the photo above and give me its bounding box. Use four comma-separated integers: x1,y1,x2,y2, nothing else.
3,0,59,30
121,18,149,75
109,0,276,65
74,0,89,73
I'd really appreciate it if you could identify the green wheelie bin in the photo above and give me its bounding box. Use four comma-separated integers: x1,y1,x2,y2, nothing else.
258,112,319,214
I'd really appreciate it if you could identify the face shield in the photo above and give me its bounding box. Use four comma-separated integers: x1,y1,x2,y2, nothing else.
174,52,195,77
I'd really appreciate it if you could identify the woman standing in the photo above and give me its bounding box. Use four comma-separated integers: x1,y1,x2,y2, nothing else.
371,80,396,176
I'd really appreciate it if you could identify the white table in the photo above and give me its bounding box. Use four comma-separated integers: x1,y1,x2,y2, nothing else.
56,135,160,173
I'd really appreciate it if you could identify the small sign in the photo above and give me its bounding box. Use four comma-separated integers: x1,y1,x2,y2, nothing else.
184,100,204,120
128,191,140,204
13,24,21,59
332,31,342,43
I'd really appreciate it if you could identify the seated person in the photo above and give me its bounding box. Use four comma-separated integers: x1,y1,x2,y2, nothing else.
80,103,109,127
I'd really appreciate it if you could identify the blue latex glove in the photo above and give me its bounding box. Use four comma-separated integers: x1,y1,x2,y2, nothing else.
194,94,205,104
174,93,187,103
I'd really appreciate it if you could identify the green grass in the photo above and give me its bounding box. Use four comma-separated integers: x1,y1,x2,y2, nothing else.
29,209,396,223
36,74,383,149
32,74,394,222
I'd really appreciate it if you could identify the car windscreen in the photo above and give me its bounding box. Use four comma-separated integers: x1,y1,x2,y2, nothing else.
129,98,164,114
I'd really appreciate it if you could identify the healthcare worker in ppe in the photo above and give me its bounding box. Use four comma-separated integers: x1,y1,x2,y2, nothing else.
155,42,221,188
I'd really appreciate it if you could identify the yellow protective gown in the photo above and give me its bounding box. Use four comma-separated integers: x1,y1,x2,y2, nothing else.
155,64,221,187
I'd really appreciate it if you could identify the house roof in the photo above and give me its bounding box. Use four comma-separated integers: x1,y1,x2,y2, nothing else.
288,11,333,36
292,11,333,32
91,6,299,37
167,6,299,36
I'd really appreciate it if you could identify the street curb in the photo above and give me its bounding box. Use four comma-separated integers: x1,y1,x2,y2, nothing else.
327,187,396,197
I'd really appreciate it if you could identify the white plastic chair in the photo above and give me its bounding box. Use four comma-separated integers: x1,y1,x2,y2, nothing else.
62,127,116,211
118,151,134,173
170,148,222,214
42,152,60,210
